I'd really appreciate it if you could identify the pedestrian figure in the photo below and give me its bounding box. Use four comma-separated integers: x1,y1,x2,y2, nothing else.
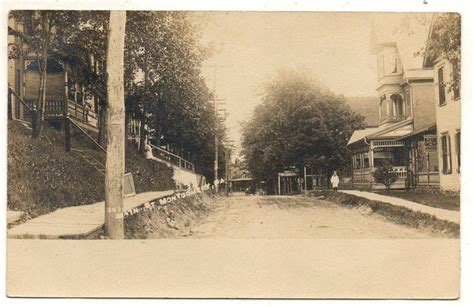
330,171,339,192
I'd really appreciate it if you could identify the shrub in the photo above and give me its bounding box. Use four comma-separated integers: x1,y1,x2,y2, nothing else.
373,163,399,190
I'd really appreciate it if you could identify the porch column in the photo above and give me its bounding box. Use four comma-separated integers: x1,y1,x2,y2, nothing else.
368,141,374,186
368,141,374,170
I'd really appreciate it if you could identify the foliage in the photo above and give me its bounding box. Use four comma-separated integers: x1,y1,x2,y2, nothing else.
399,13,461,95
9,11,81,137
373,163,399,190
124,11,225,180
241,69,365,183
9,10,223,181
425,13,461,95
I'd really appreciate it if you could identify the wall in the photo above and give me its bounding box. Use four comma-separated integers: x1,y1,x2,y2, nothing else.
411,82,436,130
24,71,65,101
433,59,461,191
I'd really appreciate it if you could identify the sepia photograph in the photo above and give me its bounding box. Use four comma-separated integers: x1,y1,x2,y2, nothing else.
3,1,468,300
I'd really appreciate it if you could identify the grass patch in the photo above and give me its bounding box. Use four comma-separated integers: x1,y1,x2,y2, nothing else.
7,121,175,219
375,189,459,211
310,190,459,238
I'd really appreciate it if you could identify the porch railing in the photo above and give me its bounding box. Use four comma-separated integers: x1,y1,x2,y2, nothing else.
149,143,195,173
42,99,98,129
353,166,407,183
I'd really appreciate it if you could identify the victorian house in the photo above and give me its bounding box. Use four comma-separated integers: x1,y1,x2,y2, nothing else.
348,15,438,189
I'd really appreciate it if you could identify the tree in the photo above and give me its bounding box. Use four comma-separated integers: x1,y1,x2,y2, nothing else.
399,13,461,95
9,11,80,137
124,11,222,180
241,69,365,192
373,163,399,190
425,13,461,95
104,10,126,240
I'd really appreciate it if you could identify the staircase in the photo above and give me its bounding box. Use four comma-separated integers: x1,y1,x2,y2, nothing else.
72,149,105,175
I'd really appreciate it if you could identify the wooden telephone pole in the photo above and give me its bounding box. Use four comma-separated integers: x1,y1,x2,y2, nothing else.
104,10,127,239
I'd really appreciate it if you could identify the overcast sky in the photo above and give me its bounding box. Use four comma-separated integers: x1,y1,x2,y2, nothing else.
199,12,382,151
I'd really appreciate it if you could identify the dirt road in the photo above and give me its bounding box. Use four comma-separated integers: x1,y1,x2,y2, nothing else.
190,195,440,239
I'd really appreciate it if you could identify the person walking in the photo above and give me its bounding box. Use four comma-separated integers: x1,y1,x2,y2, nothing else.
330,171,340,192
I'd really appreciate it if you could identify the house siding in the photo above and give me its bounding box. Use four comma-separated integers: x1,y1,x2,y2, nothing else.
433,59,461,191
411,83,436,131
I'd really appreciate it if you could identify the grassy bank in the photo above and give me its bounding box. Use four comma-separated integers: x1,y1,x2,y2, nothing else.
7,121,175,219
124,192,215,239
375,189,460,211
310,190,459,238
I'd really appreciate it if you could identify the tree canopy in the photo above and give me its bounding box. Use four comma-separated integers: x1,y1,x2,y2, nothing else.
241,70,365,185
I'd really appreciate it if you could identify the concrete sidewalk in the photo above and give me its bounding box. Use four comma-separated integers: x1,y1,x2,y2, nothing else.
341,190,460,224
8,190,174,239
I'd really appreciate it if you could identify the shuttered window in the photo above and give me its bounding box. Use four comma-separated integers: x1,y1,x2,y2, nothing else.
438,67,446,106
441,133,452,174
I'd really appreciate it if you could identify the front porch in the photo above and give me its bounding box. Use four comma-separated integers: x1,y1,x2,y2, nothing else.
351,140,408,189
43,98,98,132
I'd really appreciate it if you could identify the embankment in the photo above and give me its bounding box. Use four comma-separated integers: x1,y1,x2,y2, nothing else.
309,190,460,238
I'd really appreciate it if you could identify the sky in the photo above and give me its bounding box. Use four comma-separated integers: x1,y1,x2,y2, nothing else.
198,12,396,151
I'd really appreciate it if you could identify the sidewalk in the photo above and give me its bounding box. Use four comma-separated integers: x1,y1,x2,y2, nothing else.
8,190,174,239
341,190,460,224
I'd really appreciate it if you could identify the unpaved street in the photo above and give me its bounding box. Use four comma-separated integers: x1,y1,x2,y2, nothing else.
190,195,439,239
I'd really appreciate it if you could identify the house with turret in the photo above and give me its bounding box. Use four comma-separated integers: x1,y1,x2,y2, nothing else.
348,15,438,189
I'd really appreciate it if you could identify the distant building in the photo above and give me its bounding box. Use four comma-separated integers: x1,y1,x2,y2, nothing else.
348,15,437,189
422,15,461,191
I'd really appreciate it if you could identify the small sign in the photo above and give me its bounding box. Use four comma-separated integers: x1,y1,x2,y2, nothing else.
123,173,136,198
424,135,437,151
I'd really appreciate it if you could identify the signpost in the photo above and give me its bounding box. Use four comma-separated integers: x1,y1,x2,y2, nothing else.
424,135,437,188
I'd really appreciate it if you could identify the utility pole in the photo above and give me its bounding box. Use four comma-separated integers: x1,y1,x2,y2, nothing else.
104,10,126,239
204,64,228,193
225,149,230,196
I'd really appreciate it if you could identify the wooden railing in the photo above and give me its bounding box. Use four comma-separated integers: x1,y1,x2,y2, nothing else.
353,168,373,183
8,87,34,111
42,99,98,129
149,143,195,173
44,100,67,117
353,166,407,183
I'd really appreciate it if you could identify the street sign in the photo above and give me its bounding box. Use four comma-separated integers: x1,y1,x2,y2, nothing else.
424,135,437,151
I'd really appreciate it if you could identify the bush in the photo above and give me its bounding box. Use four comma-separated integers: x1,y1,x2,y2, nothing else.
373,163,399,190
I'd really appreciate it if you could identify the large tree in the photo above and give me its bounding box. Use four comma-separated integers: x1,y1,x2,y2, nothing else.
124,11,224,180
241,70,365,190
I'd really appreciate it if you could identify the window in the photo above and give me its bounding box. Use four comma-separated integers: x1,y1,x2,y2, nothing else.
455,131,461,173
441,133,452,174
390,54,399,74
438,67,446,105
451,61,461,100
404,88,412,117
